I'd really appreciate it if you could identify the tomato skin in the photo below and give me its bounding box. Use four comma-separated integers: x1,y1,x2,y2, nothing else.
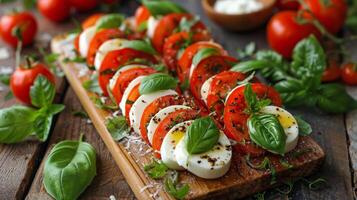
163,31,211,73
81,13,104,29
135,6,150,28
177,41,227,82
69,0,97,12
267,11,321,58
0,12,37,47
303,0,347,34
321,60,341,82
73,34,80,53
98,48,157,96
10,63,55,105
276,0,300,10
37,0,70,22
223,83,282,156
341,63,357,85
125,84,140,122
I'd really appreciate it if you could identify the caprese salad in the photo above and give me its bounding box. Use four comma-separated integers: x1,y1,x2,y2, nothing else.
65,0,312,184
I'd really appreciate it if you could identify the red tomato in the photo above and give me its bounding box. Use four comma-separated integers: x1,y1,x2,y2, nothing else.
125,84,140,122
267,11,321,58
223,83,282,156
37,0,70,22
152,109,200,158
177,41,227,82
163,31,211,73
86,29,126,66
190,56,237,104
139,95,185,144
99,48,157,96
276,0,300,10
303,0,347,34
0,12,37,47
321,60,341,82
135,6,150,27
70,0,97,12
152,13,207,53
341,63,357,85
73,35,80,53
81,13,104,29
10,63,55,105
111,67,156,104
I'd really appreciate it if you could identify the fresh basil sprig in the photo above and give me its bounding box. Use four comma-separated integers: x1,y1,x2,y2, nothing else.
43,136,96,200
105,116,130,141
95,14,124,31
142,0,187,17
248,114,287,155
139,73,178,95
295,116,312,136
185,117,220,154
30,75,56,108
164,171,190,200
144,159,169,179
121,40,157,55
192,47,219,66
244,83,271,114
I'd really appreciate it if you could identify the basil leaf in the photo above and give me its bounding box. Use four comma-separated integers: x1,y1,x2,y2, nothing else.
95,14,124,31
256,50,284,66
231,60,271,73
139,73,178,95
142,0,187,17
236,42,256,60
105,116,130,141
274,79,310,107
164,172,190,200
177,17,199,32
137,21,148,32
192,47,219,66
43,139,96,200
0,106,38,144
33,113,53,142
243,83,271,114
121,40,157,55
30,75,56,108
185,117,220,154
82,73,103,95
0,73,10,85
291,35,326,80
295,116,312,136
248,114,286,155
144,159,168,179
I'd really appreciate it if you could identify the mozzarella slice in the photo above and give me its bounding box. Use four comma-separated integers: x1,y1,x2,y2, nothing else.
200,75,215,104
260,106,299,153
79,26,96,57
175,131,232,179
161,120,193,170
94,38,127,70
109,64,149,91
147,16,159,38
129,90,178,134
119,76,146,116
147,105,192,145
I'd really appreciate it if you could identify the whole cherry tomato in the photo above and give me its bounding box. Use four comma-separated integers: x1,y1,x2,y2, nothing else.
0,11,37,47
303,0,347,34
276,0,300,10
69,0,97,12
341,63,357,85
267,11,321,58
10,61,55,105
321,59,341,82
37,0,70,22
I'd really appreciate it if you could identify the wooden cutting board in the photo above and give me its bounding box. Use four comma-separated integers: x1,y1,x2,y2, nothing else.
51,34,325,200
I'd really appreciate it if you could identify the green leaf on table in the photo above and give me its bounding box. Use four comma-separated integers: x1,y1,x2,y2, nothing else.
82,73,103,95
95,14,124,31
30,75,56,108
0,73,10,85
295,116,312,136
142,0,187,17
144,159,168,179
139,73,178,95
164,171,190,200
105,116,130,141
43,138,96,200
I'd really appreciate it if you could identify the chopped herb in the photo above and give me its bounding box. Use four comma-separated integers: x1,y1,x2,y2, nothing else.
279,158,293,169
301,177,327,190
62,56,86,64
164,171,190,200
144,159,168,179
90,96,117,111
245,155,276,184
82,73,103,95
105,116,130,141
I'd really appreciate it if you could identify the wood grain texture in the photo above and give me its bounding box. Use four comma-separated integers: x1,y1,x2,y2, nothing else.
26,88,136,200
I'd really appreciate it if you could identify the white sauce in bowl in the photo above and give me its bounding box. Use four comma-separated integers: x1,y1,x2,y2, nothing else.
214,0,264,15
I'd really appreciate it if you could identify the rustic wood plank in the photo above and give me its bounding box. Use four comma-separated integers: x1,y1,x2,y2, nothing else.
26,88,136,200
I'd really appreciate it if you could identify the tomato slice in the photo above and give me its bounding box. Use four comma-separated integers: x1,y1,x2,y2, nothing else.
152,109,200,158
82,13,104,29
152,13,207,53
223,83,282,156
99,48,157,96
190,56,236,105
111,67,156,104
124,84,141,122
135,6,150,28
139,95,186,144
73,34,80,53
163,31,211,73
177,41,227,82
86,28,126,66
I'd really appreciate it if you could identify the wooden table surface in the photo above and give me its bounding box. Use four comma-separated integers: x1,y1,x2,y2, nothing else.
0,0,356,199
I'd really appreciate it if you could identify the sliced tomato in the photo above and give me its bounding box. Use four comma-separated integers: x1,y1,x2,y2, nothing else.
223,83,282,156
125,84,141,122
206,71,248,120
73,34,80,53
86,28,126,66
163,31,211,73
135,6,150,28
99,48,157,96
111,67,156,104
152,109,200,158
152,13,207,53
82,13,104,29
139,95,185,144
190,56,237,105
177,41,227,82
